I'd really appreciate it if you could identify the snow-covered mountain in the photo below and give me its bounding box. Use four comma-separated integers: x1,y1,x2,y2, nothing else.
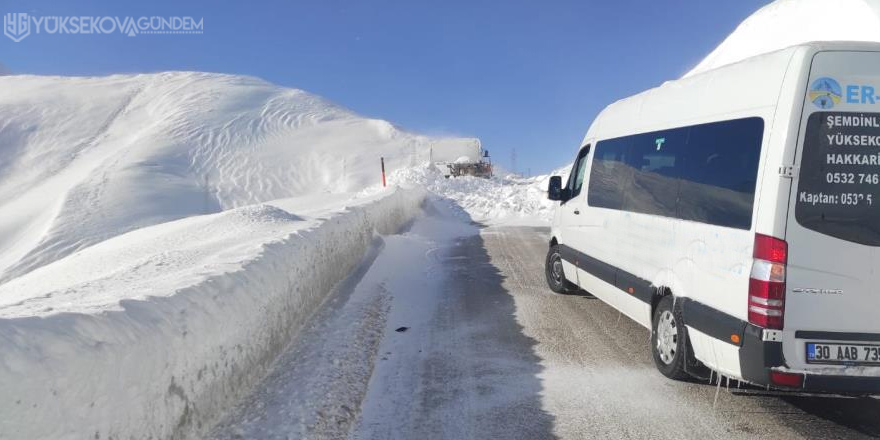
686,0,880,77
0,72,476,283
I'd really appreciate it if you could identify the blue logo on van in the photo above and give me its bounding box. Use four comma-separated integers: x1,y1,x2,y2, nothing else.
809,77,842,109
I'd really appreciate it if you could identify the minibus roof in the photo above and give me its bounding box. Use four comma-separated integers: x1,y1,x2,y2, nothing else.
582,41,880,145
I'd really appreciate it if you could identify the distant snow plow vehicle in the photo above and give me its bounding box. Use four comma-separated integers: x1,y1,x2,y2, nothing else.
431,139,493,178
446,155,493,178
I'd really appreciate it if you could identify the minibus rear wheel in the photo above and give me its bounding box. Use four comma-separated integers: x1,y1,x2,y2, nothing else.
651,295,690,380
545,244,577,294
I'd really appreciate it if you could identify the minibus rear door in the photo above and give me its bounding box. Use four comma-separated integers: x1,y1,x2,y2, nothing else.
784,50,880,371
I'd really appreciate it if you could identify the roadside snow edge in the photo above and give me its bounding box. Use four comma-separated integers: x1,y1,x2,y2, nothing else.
0,187,426,440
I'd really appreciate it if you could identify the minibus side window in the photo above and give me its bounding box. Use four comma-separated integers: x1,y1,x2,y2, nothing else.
587,117,764,230
567,145,592,199
620,128,687,218
587,137,628,210
678,117,763,229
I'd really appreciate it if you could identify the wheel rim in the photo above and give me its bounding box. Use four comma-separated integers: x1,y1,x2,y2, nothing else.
550,253,563,285
656,310,678,365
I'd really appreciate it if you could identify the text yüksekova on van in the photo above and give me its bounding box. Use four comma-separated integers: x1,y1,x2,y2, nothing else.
826,134,880,148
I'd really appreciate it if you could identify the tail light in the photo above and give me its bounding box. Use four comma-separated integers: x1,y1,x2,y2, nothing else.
749,234,788,330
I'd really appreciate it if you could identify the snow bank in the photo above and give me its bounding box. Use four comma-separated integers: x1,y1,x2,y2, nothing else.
686,0,880,77
380,164,570,225
0,187,425,440
0,72,475,283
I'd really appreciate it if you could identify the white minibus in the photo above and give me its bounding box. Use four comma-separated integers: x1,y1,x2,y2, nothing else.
546,42,880,394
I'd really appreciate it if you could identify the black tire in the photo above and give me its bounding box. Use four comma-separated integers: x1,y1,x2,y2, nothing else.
651,295,691,380
545,244,576,294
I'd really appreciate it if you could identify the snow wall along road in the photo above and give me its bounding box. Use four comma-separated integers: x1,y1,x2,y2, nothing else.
0,187,426,440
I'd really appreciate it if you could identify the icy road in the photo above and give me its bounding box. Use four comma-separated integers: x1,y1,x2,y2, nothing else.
211,197,880,440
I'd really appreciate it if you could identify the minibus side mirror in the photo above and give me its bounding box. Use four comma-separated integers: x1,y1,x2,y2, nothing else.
548,176,565,201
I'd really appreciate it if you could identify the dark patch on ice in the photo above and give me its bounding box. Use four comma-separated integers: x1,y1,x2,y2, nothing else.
395,326,409,333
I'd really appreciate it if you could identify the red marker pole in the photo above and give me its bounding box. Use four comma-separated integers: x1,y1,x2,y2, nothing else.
381,157,387,187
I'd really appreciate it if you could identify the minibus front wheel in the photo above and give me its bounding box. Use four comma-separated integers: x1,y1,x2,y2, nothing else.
545,244,577,294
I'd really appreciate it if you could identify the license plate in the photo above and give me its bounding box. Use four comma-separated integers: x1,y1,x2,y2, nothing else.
806,342,880,365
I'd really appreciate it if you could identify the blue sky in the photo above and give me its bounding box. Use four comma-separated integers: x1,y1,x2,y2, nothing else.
1,0,769,174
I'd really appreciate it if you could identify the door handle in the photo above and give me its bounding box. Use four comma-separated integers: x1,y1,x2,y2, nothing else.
573,209,580,215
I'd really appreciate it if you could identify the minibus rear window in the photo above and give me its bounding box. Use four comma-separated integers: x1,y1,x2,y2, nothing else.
587,117,764,229
795,112,880,246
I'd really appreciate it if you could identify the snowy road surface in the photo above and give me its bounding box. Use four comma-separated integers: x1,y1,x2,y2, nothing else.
211,197,880,439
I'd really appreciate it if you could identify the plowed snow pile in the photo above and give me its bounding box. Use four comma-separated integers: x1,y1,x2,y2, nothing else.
686,0,880,77
384,165,566,225
0,72,475,284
